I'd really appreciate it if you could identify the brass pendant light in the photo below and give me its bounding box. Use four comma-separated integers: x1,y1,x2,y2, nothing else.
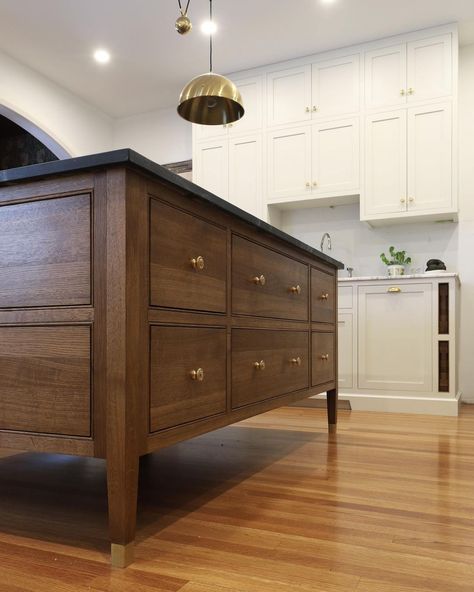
175,0,192,35
177,0,244,125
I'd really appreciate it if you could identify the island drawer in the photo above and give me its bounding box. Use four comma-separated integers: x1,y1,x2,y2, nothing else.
0,325,91,437
150,326,227,432
232,235,309,321
150,200,227,313
311,267,336,324
312,331,336,386
231,329,309,408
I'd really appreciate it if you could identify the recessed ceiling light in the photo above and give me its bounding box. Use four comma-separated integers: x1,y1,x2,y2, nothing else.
93,49,111,64
201,20,217,35
321,0,337,4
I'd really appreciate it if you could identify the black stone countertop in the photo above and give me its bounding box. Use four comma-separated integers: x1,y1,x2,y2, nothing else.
0,148,344,269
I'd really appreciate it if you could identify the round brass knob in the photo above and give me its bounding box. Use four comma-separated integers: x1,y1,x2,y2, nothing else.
290,357,302,367
191,256,205,271
306,182,311,188
400,89,406,96
190,368,204,381
291,285,301,295
320,354,329,361
400,198,406,204
253,275,266,286
408,88,414,95
312,181,318,187
409,197,414,203
312,105,318,112
305,106,310,113
320,293,329,301
254,360,266,371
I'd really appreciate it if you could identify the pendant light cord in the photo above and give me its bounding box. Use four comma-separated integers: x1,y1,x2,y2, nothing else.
209,0,213,72
177,0,191,15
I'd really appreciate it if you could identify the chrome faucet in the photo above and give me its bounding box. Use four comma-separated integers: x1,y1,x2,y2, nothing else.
320,232,332,252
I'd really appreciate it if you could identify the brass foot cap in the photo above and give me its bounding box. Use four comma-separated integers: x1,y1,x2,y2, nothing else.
111,542,134,568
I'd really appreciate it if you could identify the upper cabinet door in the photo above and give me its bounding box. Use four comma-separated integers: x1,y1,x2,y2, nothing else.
267,65,312,127
312,54,360,118
407,34,452,102
312,118,360,195
228,134,263,218
365,44,407,110
407,103,452,213
228,75,263,135
193,140,229,200
267,126,312,201
364,110,407,216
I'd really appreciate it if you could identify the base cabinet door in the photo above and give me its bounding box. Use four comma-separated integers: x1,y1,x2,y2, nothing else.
312,332,336,386
358,283,433,391
338,313,353,389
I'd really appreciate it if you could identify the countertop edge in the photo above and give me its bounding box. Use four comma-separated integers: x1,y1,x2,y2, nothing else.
0,148,344,270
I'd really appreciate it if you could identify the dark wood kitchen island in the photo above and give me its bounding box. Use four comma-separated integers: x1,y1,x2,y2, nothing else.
0,149,343,567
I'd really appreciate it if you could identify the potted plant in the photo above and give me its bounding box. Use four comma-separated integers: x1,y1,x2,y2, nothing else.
380,246,412,277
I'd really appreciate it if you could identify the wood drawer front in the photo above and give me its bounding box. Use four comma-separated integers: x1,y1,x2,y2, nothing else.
150,326,227,432
150,200,227,313
311,268,336,323
0,326,91,437
0,195,91,308
232,329,309,408
232,236,309,320
312,331,336,386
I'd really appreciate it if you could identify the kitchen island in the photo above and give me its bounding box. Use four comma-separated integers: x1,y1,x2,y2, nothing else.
0,149,343,566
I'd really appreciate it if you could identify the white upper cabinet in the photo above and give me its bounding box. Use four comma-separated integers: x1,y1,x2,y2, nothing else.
407,35,452,102
312,54,360,117
193,139,229,200
364,110,407,216
193,121,228,142
365,44,407,110
407,103,452,212
267,126,312,200
267,65,312,127
312,118,359,195
228,134,263,218
228,75,263,135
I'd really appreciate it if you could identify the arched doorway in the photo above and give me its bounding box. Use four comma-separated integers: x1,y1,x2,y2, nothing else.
0,106,70,170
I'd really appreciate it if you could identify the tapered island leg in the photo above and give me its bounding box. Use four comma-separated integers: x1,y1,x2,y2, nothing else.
107,451,139,568
327,388,338,433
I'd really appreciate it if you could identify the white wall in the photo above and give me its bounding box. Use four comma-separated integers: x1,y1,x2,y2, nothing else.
280,43,474,402
0,49,113,157
113,106,192,165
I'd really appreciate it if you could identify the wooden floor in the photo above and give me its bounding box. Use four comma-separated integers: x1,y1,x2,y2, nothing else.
0,406,473,591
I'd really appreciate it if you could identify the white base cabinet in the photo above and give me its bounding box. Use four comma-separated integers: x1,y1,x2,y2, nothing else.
335,275,460,416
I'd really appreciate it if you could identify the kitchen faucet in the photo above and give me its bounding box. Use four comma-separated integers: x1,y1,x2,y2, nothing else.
320,232,332,252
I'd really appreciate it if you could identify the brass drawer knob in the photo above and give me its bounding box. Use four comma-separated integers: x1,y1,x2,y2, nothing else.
290,357,302,366
253,274,266,286
190,368,205,381
408,87,414,95
320,293,329,301
290,285,301,295
190,256,205,271
388,287,401,293
254,360,266,371
320,354,329,361
400,89,406,96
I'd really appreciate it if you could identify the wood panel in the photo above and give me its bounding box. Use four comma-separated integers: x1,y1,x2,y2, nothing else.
0,325,91,436
312,331,336,386
231,329,309,408
311,267,336,324
232,235,308,321
0,194,91,308
149,199,227,313
150,326,227,432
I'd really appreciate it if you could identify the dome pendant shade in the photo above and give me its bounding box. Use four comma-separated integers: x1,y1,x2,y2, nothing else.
177,72,244,125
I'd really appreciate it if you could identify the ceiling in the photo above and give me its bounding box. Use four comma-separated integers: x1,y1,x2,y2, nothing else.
1,0,474,118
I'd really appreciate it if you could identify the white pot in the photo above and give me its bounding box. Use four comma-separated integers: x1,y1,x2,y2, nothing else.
387,264,405,277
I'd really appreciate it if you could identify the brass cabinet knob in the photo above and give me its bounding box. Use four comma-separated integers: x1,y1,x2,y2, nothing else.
312,105,318,112
253,274,266,286
290,357,302,366
312,181,318,187
305,106,310,113
409,197,414,203
306,182,311,188
408,87,414,95
190,368,205,381
388,287,401,293
254,360,266,371
290,285,301,295
400,89,406,96
190,255,205,271
320,354,329,361
400,198,406,204
320,293,329,301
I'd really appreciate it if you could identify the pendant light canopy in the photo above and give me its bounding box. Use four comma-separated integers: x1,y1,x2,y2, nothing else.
177,0,244,125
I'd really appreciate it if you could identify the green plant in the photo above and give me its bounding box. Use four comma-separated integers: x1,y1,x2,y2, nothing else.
380,246,412,267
